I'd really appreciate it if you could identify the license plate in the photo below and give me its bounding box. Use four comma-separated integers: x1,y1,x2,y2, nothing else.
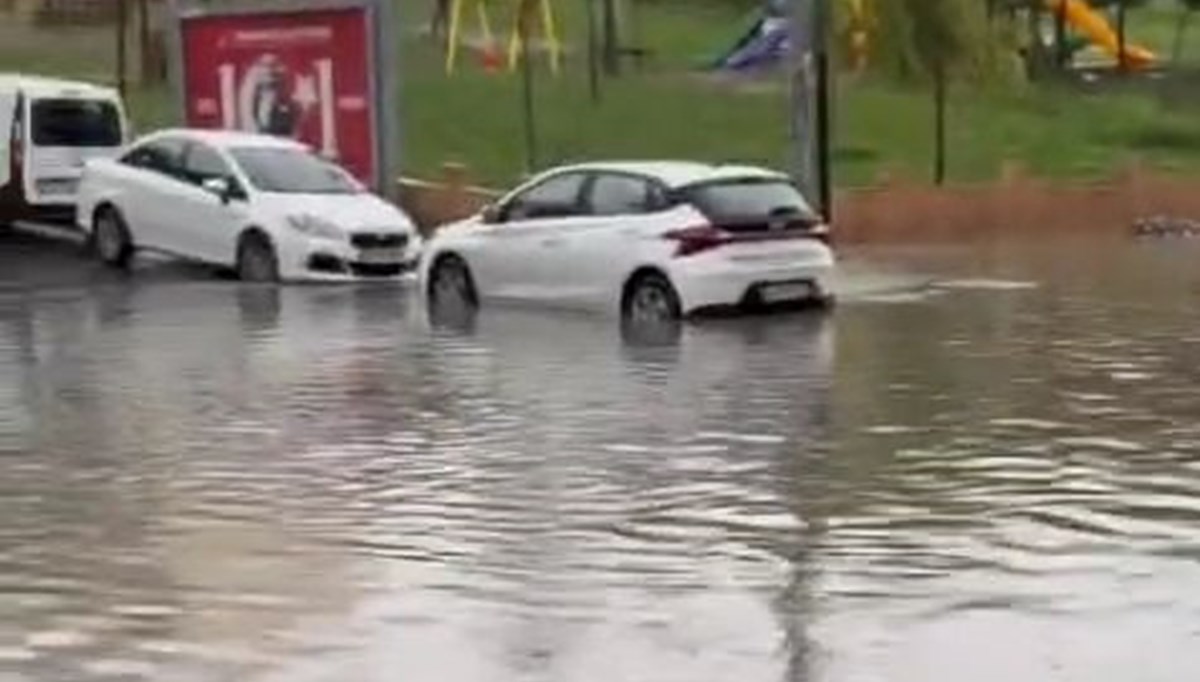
761,282,813,303
357,248,405,264
36,178,78,196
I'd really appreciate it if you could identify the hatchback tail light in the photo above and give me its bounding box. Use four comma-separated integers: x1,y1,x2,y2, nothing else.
662,225,730,257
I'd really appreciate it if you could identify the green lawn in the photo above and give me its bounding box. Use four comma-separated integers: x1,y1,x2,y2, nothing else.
398,0,1200,186
4,0,1200,189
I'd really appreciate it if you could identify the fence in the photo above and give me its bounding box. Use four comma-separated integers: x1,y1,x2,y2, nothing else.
396,159,1199,243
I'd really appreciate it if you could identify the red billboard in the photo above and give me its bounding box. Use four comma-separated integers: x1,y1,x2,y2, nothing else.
179,7,377,184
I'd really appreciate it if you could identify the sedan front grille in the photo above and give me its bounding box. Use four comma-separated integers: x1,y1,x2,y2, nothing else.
350,232,409,249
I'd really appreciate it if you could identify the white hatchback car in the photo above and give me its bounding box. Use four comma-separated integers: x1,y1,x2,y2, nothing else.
76,128,421,281
419,161,835,320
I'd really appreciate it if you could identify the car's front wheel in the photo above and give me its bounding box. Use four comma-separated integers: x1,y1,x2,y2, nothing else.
428,254,478,308
93,207,134,269
237,233,280,283
622,271,682,322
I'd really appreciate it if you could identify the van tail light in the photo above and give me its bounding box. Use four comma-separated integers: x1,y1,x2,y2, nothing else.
11,136,21,169
662,225,730,257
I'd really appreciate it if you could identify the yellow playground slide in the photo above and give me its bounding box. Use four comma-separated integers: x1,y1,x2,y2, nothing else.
1045,0,1156,69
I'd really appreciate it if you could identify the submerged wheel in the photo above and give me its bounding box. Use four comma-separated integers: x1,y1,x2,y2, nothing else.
428,254,478,308
93,207,133,269
237,233,279,283
623,271,682,322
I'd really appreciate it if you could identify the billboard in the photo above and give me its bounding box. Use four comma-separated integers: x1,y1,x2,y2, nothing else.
170,0,397,189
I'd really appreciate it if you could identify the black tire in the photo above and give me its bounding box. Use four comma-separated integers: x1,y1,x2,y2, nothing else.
622,271,682,322
237,233,280,283
813,292,837,311
93,206,134,269
427,254,478,308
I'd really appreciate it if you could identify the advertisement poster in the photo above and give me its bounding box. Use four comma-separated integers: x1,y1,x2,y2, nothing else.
180,7,377,184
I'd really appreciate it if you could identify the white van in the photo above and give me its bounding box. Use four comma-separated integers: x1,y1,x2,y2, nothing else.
0,75,128,227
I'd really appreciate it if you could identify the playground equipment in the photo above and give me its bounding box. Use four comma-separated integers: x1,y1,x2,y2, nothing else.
506,0,561,74
1045,0,1155,70
708,0,874,74
441,0,561,75
843,0,873,73
709,0,789,72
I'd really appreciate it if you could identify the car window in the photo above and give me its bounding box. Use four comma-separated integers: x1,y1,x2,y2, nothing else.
228,146,361,194
586,174,653,216
182,143,233,184
30,98,121,147
504,172,586,221
121,137,187,179
680,178,819,224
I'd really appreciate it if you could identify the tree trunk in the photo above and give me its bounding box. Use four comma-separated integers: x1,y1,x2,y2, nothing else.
933,63,947,186
1025,4,1047,79
115,0,127,97
136,0,150,85
1054,1,1068,69
1117,4,1128,72
1172,8,1193,67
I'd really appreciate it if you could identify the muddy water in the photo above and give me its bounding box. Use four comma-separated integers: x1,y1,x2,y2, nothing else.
3,232,1200,681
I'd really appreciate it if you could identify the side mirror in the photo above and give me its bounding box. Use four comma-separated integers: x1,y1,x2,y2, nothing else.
481,203,504,224
202,176,235,204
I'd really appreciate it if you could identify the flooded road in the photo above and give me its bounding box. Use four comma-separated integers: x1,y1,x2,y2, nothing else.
4,230,1200,681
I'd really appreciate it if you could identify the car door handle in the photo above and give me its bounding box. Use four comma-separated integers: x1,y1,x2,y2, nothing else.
540,237,564,247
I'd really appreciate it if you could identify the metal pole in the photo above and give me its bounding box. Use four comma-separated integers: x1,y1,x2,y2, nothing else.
788,0,832,221
377,0,402,194
813,0,832,221
585,0,601,103
787,0,816,202
519,6,539,172
601,0,619,76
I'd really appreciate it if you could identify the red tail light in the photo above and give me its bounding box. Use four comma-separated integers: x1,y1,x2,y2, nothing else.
11,137,22,169
662,225,730,257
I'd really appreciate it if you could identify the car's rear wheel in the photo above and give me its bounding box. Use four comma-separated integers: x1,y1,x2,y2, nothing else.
237,233,280,283
93,207,133,269
623,271,682,322
428,254,478,308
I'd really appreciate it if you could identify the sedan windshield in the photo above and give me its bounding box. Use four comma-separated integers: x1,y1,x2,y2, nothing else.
229,147,362,194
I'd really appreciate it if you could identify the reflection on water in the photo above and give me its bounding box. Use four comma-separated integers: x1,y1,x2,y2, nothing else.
4,234,1200,681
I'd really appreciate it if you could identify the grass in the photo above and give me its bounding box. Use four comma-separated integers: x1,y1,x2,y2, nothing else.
4,0,1200,188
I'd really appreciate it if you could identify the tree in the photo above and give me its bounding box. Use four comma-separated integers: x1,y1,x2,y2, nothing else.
1172,0,1200,66
903,0,968,184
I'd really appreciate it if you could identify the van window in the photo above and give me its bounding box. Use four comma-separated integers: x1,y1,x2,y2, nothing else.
30,99,121,147
0,94,14,187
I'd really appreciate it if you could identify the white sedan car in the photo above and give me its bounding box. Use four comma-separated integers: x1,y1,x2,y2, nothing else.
419,161,835,320
76,128,421,282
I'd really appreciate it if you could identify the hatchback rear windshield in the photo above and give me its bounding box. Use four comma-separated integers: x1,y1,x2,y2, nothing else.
31,99,122,147
679,178,819,224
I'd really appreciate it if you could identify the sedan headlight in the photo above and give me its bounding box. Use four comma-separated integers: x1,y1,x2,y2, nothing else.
287,214,345,240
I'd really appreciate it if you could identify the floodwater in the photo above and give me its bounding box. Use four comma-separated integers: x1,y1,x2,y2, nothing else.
3,230,1200,681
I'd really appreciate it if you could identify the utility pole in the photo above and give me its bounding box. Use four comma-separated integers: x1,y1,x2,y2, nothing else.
787,0,832,221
